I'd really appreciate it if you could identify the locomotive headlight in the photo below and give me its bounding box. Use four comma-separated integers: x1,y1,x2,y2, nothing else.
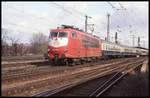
48,48,50,52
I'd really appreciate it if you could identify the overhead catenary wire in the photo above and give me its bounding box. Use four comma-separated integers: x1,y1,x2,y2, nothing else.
52,2,105,33
51,2,143,44
58,2,147,48
106,2,141,46
107,2,135,29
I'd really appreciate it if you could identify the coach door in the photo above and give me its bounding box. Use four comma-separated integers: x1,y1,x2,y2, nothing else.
70,32,80,57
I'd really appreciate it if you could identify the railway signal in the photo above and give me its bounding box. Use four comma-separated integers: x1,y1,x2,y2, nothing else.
115,32,118,44
138,37,140,47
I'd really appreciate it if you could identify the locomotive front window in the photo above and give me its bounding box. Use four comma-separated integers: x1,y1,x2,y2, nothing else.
59,32,68,37
50,32,68,38
51,32,58,38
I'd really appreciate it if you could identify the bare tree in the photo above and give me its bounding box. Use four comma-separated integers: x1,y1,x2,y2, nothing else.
2,28,32,56
9,36,20,56
22,43,30,55
2,28,9,56
2,28,9,45
2,28,21,56
30,32,48,54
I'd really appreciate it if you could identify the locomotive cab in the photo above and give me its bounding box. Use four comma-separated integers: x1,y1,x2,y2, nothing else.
48,31,69,61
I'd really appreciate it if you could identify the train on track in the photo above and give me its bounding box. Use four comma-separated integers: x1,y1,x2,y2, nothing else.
45,25,148,65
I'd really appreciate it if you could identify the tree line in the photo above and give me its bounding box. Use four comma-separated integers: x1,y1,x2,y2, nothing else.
2,28,48,57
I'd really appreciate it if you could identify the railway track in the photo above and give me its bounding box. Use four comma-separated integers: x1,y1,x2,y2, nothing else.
33,60,144,96
1,56,124,74
2,59,47,69
2,57,146,96
2,57,140,76
2,55,44,62
2,57,138,86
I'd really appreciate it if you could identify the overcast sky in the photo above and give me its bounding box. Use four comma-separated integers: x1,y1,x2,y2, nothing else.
2,1,149,48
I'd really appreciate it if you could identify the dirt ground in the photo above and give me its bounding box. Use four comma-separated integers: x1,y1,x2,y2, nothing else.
104,70,149,96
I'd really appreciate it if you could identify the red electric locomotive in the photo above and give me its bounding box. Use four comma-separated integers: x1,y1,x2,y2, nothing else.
47,25,102,65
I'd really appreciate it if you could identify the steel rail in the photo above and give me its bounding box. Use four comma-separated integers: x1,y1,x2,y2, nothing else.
2,57,146,96
2,58,129,84
90,62,144,96
31,59,145,97
3,59,128,96
2,59,46,65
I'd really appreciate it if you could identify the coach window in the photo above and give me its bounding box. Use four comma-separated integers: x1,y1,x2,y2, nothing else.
72,32,77,38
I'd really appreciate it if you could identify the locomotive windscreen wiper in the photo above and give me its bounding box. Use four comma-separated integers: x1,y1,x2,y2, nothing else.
51,32,58,40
